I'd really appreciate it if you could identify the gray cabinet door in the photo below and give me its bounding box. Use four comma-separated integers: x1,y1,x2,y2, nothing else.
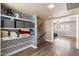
24,22,35,28
1,17,14,28
24,22,30,28
16,20,24,28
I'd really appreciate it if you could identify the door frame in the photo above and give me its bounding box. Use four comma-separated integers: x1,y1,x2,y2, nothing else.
76,15,79,49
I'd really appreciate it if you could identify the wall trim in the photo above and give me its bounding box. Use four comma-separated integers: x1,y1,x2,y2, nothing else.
53,13,77,19
31,45,37,49
76,15,79,49
60,35,76,38
76,45,79,49
45,39,54,42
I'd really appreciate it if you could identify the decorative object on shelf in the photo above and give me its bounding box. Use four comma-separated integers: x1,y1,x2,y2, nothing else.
1,31,9,38
14,13,19,18
5,9,14,16
19,33,30,38
18,29,30,34
18,29,30,38
10,32,18,39
30,29,34,35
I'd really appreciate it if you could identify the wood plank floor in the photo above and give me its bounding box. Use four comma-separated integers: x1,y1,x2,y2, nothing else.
13,37,79,56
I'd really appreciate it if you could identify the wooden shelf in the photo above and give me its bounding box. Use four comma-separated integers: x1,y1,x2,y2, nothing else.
0,14,34,23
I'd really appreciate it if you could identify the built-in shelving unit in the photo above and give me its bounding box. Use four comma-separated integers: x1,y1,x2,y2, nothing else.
1,8,37,56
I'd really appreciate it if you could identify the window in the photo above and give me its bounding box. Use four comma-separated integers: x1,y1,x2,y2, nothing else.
54,24,70,32
60,24,70,32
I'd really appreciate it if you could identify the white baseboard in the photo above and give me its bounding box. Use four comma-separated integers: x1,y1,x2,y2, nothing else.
5,45,37,56
76,47,79,49
31,45,37,49
61,35,76,38
45,39,54,42
76,39,79,49
76,45,79,49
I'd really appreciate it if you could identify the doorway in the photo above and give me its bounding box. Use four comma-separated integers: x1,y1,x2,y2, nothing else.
53,15,79,49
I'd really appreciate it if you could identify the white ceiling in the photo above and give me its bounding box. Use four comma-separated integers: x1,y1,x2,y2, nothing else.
4,3,66,19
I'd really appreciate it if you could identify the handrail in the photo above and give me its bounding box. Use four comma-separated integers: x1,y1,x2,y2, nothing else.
37,32,47,40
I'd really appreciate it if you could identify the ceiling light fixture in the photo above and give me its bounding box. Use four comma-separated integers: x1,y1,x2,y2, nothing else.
49,16,52,18
48,4,55,8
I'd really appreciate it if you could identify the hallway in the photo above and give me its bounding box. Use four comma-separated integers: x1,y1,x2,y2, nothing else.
13,37,79,56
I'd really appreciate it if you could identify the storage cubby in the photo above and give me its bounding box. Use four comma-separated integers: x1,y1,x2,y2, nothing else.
1,17,15,28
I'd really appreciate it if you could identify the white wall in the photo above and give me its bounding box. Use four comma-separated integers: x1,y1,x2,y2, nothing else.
37,19,54,42
37,18,47,44
44,20,53,42
37,21,45,38
37,17,45,38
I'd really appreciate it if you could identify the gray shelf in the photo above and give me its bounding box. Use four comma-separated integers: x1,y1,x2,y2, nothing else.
0,14,34,23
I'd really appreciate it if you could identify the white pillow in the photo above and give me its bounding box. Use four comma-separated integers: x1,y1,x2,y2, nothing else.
20,28,29,31
10,32,18,39
1,31,9,38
